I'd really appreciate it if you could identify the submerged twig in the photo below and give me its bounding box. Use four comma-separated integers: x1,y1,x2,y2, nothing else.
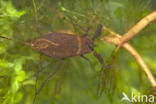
102,26,156,87
117,11,156,49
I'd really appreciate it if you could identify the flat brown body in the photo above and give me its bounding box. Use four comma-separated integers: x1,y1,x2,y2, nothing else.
32,32,95,58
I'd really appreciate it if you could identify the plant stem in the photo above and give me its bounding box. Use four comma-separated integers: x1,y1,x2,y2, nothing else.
103,26,156,87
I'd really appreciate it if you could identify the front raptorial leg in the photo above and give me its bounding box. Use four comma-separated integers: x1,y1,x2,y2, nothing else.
93,50,109,69
80,55,95,71
33,59,64,104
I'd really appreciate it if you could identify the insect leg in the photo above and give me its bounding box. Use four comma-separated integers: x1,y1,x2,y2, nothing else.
33,59,64,104
24,58,60,82
93,51,114,96
26,60,59,81
80,55,95,70
33,54,42,104
93,50,109,69
81,26,91,37
92,24,102,41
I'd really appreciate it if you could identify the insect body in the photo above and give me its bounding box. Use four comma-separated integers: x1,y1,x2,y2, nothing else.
30,24,106,68
0,24,106,67
32,32,95,58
